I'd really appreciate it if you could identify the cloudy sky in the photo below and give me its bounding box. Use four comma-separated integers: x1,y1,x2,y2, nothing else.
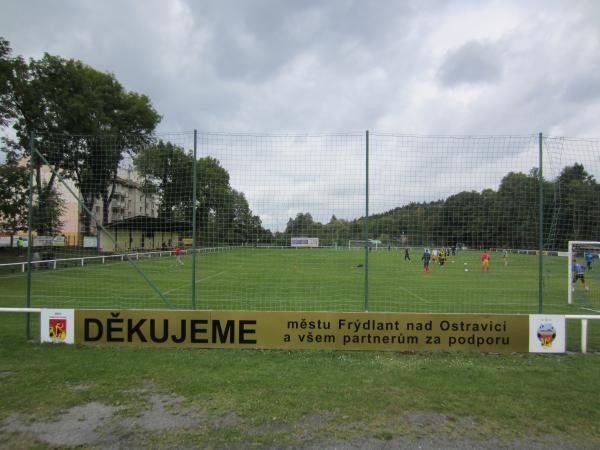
2,0,600,230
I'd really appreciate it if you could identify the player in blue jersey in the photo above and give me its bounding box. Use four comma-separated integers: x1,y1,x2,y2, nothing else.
421,249,431,273
572,260,589,292
584,252,595,272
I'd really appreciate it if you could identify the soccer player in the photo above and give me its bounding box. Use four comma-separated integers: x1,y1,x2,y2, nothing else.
502,250,508,266
175,246,183,266
585,252,594,272
481,250,490,272
421,249,431,273
404,248,411,262
572,260,589,292
16,237,24,257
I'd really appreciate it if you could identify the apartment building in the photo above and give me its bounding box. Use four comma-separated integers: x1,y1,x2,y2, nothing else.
89,166,159,234
32,163,159,244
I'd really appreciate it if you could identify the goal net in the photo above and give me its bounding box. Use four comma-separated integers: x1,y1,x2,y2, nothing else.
568,241,600,310
348,239,380,250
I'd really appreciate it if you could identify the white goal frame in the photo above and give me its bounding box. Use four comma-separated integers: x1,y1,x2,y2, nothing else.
567,241,600,305
348,239,379,250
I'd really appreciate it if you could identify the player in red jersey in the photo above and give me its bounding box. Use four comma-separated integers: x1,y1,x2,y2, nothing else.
481,250,490,271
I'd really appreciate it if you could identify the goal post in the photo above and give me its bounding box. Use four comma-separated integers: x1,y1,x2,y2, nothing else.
568,241,600,305
348,239,380,250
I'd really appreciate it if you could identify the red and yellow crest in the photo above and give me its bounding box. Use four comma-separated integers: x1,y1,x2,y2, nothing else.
49,319,67,341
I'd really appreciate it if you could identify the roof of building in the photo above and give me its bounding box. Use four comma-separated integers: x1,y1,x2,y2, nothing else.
106,216,191,232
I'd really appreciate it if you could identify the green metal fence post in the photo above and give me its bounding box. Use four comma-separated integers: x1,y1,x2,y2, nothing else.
538,132,544,314
364,130,369,312
192,130,198,310
26,133,34,339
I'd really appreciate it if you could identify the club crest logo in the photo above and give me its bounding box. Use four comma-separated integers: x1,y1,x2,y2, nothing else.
537,322,556,347
49,319,67,341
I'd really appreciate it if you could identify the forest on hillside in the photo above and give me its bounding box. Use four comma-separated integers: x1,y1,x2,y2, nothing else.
271,163,599,251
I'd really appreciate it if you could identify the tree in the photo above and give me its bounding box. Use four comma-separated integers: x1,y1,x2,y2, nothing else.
285,213,316,236
494,172,537,248
197,156,232,243
0,154,29,245
135,144,268,246
134,141,193,221
225,190,267,244
553,163,599,243
31,182,64,236
10,53,161,234
0,37,17,127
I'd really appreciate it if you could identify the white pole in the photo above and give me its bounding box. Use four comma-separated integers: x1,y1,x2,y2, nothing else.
581,319,588,354
0,307,43,313
568,241,573,305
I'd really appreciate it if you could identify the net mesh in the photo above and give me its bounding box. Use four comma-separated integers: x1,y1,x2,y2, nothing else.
370,134,541,313
0,132,599,329
568,242,600,311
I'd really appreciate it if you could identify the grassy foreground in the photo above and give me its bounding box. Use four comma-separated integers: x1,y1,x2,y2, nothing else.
1,314,599,449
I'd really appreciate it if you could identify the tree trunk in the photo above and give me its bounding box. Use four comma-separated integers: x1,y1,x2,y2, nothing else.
81,196,95,236
102,172,118,226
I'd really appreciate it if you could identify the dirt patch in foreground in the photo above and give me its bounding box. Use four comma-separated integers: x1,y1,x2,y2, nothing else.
2,402,123,447
2,394,205,447
0,394,592,449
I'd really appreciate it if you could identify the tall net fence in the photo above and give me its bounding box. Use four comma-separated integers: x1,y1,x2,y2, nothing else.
1,132,600,325
544,137,600,316
369,134,541,313
1,132,195,309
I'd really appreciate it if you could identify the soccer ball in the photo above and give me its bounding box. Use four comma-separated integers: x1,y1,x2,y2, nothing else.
464,262,468,265
464,268,469,272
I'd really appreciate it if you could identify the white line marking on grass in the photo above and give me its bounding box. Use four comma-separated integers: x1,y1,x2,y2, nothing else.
579,306,600,314
396,284,434,304
163,271,227,295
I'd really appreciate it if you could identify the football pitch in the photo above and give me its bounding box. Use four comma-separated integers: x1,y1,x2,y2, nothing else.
1,249,599,448
1,248,599,316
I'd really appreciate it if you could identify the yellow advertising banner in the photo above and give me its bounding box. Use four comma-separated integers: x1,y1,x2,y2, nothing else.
75,310,529,352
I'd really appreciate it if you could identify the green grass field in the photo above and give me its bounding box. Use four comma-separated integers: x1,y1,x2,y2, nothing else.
0,313,599,448
1,247,599,350
1,249,599,448
1,248,598,313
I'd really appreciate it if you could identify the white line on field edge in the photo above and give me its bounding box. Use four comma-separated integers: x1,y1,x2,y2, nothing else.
163,271,227,296
396,284,434,304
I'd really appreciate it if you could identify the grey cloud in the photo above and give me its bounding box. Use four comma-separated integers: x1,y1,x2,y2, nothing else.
437,40,503,87
0,0,440,134
5,0,600,228
192,0,431,82
562,74,600,103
